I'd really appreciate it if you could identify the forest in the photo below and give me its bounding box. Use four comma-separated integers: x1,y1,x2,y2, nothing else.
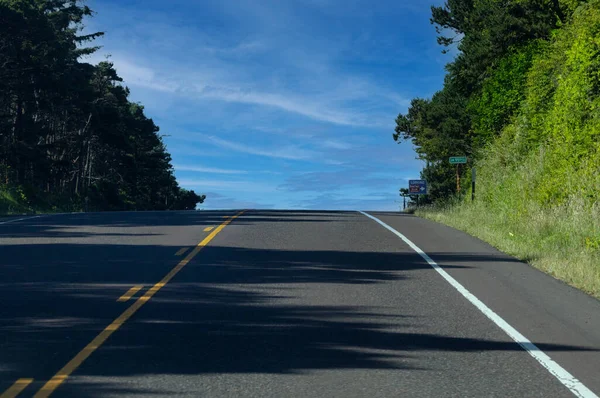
0,0,204,214
397,0,600,296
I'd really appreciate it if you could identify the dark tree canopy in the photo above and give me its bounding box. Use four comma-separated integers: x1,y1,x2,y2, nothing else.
0,0,204,212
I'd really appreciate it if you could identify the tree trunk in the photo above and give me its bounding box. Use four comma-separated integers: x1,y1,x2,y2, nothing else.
77,113,92,195
12,97,23,184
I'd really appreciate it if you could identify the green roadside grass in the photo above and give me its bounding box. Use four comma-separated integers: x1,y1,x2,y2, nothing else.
0,186,83,216
0,188,35,215
415,198,600,300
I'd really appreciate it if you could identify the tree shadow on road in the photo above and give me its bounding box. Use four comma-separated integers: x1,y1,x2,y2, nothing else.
0,226,597,396
0,210,355,238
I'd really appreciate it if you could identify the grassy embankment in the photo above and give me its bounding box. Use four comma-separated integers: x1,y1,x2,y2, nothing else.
418,2,600,299
417,193,599,298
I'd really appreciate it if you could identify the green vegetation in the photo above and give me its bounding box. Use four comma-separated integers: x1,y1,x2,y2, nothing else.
0,0,204,215
417,198,600,298
0,187,33,215
396,0,600,297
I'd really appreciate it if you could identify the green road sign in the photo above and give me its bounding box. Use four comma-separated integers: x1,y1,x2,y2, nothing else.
449,156,467,164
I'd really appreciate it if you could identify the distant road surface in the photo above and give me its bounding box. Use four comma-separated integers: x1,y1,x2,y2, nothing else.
1,210,599,397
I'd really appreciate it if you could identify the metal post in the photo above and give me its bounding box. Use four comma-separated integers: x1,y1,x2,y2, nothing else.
456,164,461,192
403,195,406,210
472,167,476,201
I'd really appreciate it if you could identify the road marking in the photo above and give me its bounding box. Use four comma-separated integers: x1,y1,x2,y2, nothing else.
174,247,189,256
34,211,246,397
117,286,143,302
203,227,214,232
1,378,34,398
0,216,40,225
359,211,597,398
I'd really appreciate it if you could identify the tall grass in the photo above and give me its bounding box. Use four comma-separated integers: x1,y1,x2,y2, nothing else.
417,149,600,298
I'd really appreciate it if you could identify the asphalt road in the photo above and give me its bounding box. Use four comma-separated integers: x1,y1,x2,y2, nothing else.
1,210,599,397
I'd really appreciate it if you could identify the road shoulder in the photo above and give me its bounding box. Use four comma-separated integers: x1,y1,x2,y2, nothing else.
364,211,600,396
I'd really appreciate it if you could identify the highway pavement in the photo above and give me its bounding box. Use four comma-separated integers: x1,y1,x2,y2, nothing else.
0,210,599,397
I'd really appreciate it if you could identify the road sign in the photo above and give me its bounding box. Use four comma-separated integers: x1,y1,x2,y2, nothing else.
449,156,467,164
409,180,427,195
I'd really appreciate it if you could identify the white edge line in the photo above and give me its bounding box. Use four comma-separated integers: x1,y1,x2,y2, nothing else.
0,215,41,225
358,211,597,398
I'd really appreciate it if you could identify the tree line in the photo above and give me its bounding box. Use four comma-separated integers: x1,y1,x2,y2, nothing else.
395,0,588,203
0,0,204,212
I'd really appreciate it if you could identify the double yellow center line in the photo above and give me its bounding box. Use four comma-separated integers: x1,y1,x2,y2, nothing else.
31,211,245,397
117,286,143,302
1,379,33,398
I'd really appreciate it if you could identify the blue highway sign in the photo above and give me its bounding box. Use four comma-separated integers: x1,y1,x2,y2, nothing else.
409,180,427,195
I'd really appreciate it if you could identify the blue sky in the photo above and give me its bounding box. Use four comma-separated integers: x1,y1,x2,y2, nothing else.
85,0,448,210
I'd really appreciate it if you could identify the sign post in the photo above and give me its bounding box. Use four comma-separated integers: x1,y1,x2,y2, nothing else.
472,167,476,201
449,156,467,193
408,180,427,207
399,188,409,210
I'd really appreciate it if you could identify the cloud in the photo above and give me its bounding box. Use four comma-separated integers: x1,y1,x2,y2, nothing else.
196,86,394,127
174,164,283,175
85,25,408,128
81,0,442,211
202,135,318,161
280,169,407,192
294,192,399,211
321,140,354,150
164,146,226,158
173,164,248,174
323,143,426,169
83,54,178,93
200,192,275,210
177,179,279,193
117,61,178,93
194,39,268,57
97,56,398,127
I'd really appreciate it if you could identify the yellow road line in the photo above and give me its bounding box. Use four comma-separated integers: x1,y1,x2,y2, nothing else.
34,211,246,398
203,227,214,232
116,286,143,302
1,378,33,398
174,247,189,256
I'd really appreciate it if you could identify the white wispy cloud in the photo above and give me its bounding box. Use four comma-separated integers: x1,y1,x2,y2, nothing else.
198,86,382,126
92,55,395,127
82,0,413,129
81,0,434,211
196,39,268,57
177,179,279,193
293,192,399,211
174,164,283,175
203,135,318,161
83,54,178,93
199,191,275,210
85,33,406,128
321,140,354,150
279,169,404,192
173,165,248,174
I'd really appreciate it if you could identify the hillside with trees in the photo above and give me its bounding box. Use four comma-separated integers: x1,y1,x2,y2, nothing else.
0,0,204,214
395,0,600,297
